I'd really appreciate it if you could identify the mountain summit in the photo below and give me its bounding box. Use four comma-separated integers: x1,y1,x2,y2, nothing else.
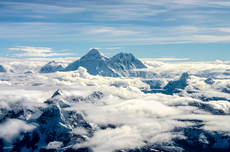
163,72,190,94
0,65,7,73
39,61,64,73
81,48,108,60
110,52,146,70
64,49,147,77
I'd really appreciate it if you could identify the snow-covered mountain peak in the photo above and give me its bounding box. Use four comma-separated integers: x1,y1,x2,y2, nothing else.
51,89,63,98
0,65,7,72
39,61,65,73
179,72,190,81
64,49,147,77
111,52,132,61
81,49,108,60
44,89,71,108
47,61,60,66
110,52,147,70
163,72,190,94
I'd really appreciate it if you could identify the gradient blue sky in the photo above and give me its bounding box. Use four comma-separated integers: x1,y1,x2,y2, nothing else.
1,0,230,61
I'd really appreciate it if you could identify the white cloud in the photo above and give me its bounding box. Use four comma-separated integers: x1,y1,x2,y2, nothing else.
0,0,230,45
1,22,230,44
88,27,140,36
209,1,230,7
71,127,88,135
89,47,102,50
74,126,145,152
145,58,190,61
0,2,85,14
0,119,36,143
47,141,64,149
216,28,230,33
8,46,73,57
193,35,230,42
1,58,230,151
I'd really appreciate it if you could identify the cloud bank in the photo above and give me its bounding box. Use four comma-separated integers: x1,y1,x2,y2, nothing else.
8,46,73,57
1,58,230,151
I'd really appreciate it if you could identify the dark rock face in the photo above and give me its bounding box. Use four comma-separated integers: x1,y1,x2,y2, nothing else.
0,109,24,123
40,148,56,152
63,147,93,152
26,131,40,149
11,131,40,151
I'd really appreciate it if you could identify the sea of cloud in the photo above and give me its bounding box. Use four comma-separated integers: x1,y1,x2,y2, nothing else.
1,58,230,151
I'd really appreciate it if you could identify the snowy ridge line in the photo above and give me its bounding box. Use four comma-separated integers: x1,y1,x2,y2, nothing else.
63,49,147,77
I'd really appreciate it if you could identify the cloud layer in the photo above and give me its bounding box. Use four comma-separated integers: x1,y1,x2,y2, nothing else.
1,58,230,151
8,46,73,57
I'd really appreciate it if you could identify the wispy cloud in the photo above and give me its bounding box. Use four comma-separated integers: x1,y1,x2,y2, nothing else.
106,47,123,50
0,0,230,46
0,2,85,14
8,46,73,57
0,0,229,23
208,1,230,7
2,22,230,44
193,35,230,42
89,47,102,50
88,27,140,36
147,58,190,61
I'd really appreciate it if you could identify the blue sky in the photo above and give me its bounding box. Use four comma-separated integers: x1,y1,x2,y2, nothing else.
0,0,230,61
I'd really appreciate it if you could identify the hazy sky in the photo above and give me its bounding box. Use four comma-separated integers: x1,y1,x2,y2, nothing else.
1,0,230,61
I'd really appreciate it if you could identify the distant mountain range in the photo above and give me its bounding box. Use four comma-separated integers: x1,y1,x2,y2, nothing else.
39,49,150,77
63,49,147,77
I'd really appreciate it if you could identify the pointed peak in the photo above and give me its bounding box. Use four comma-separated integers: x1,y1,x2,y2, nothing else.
118,52,133,56
48,61,56,64
89,48,100,53
0,65,7,72
111,52,134,61
180,72,190,80
52,89,63,98
81,49,108,60
46,61,62,66
204,77,215,85
118,51,125,55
